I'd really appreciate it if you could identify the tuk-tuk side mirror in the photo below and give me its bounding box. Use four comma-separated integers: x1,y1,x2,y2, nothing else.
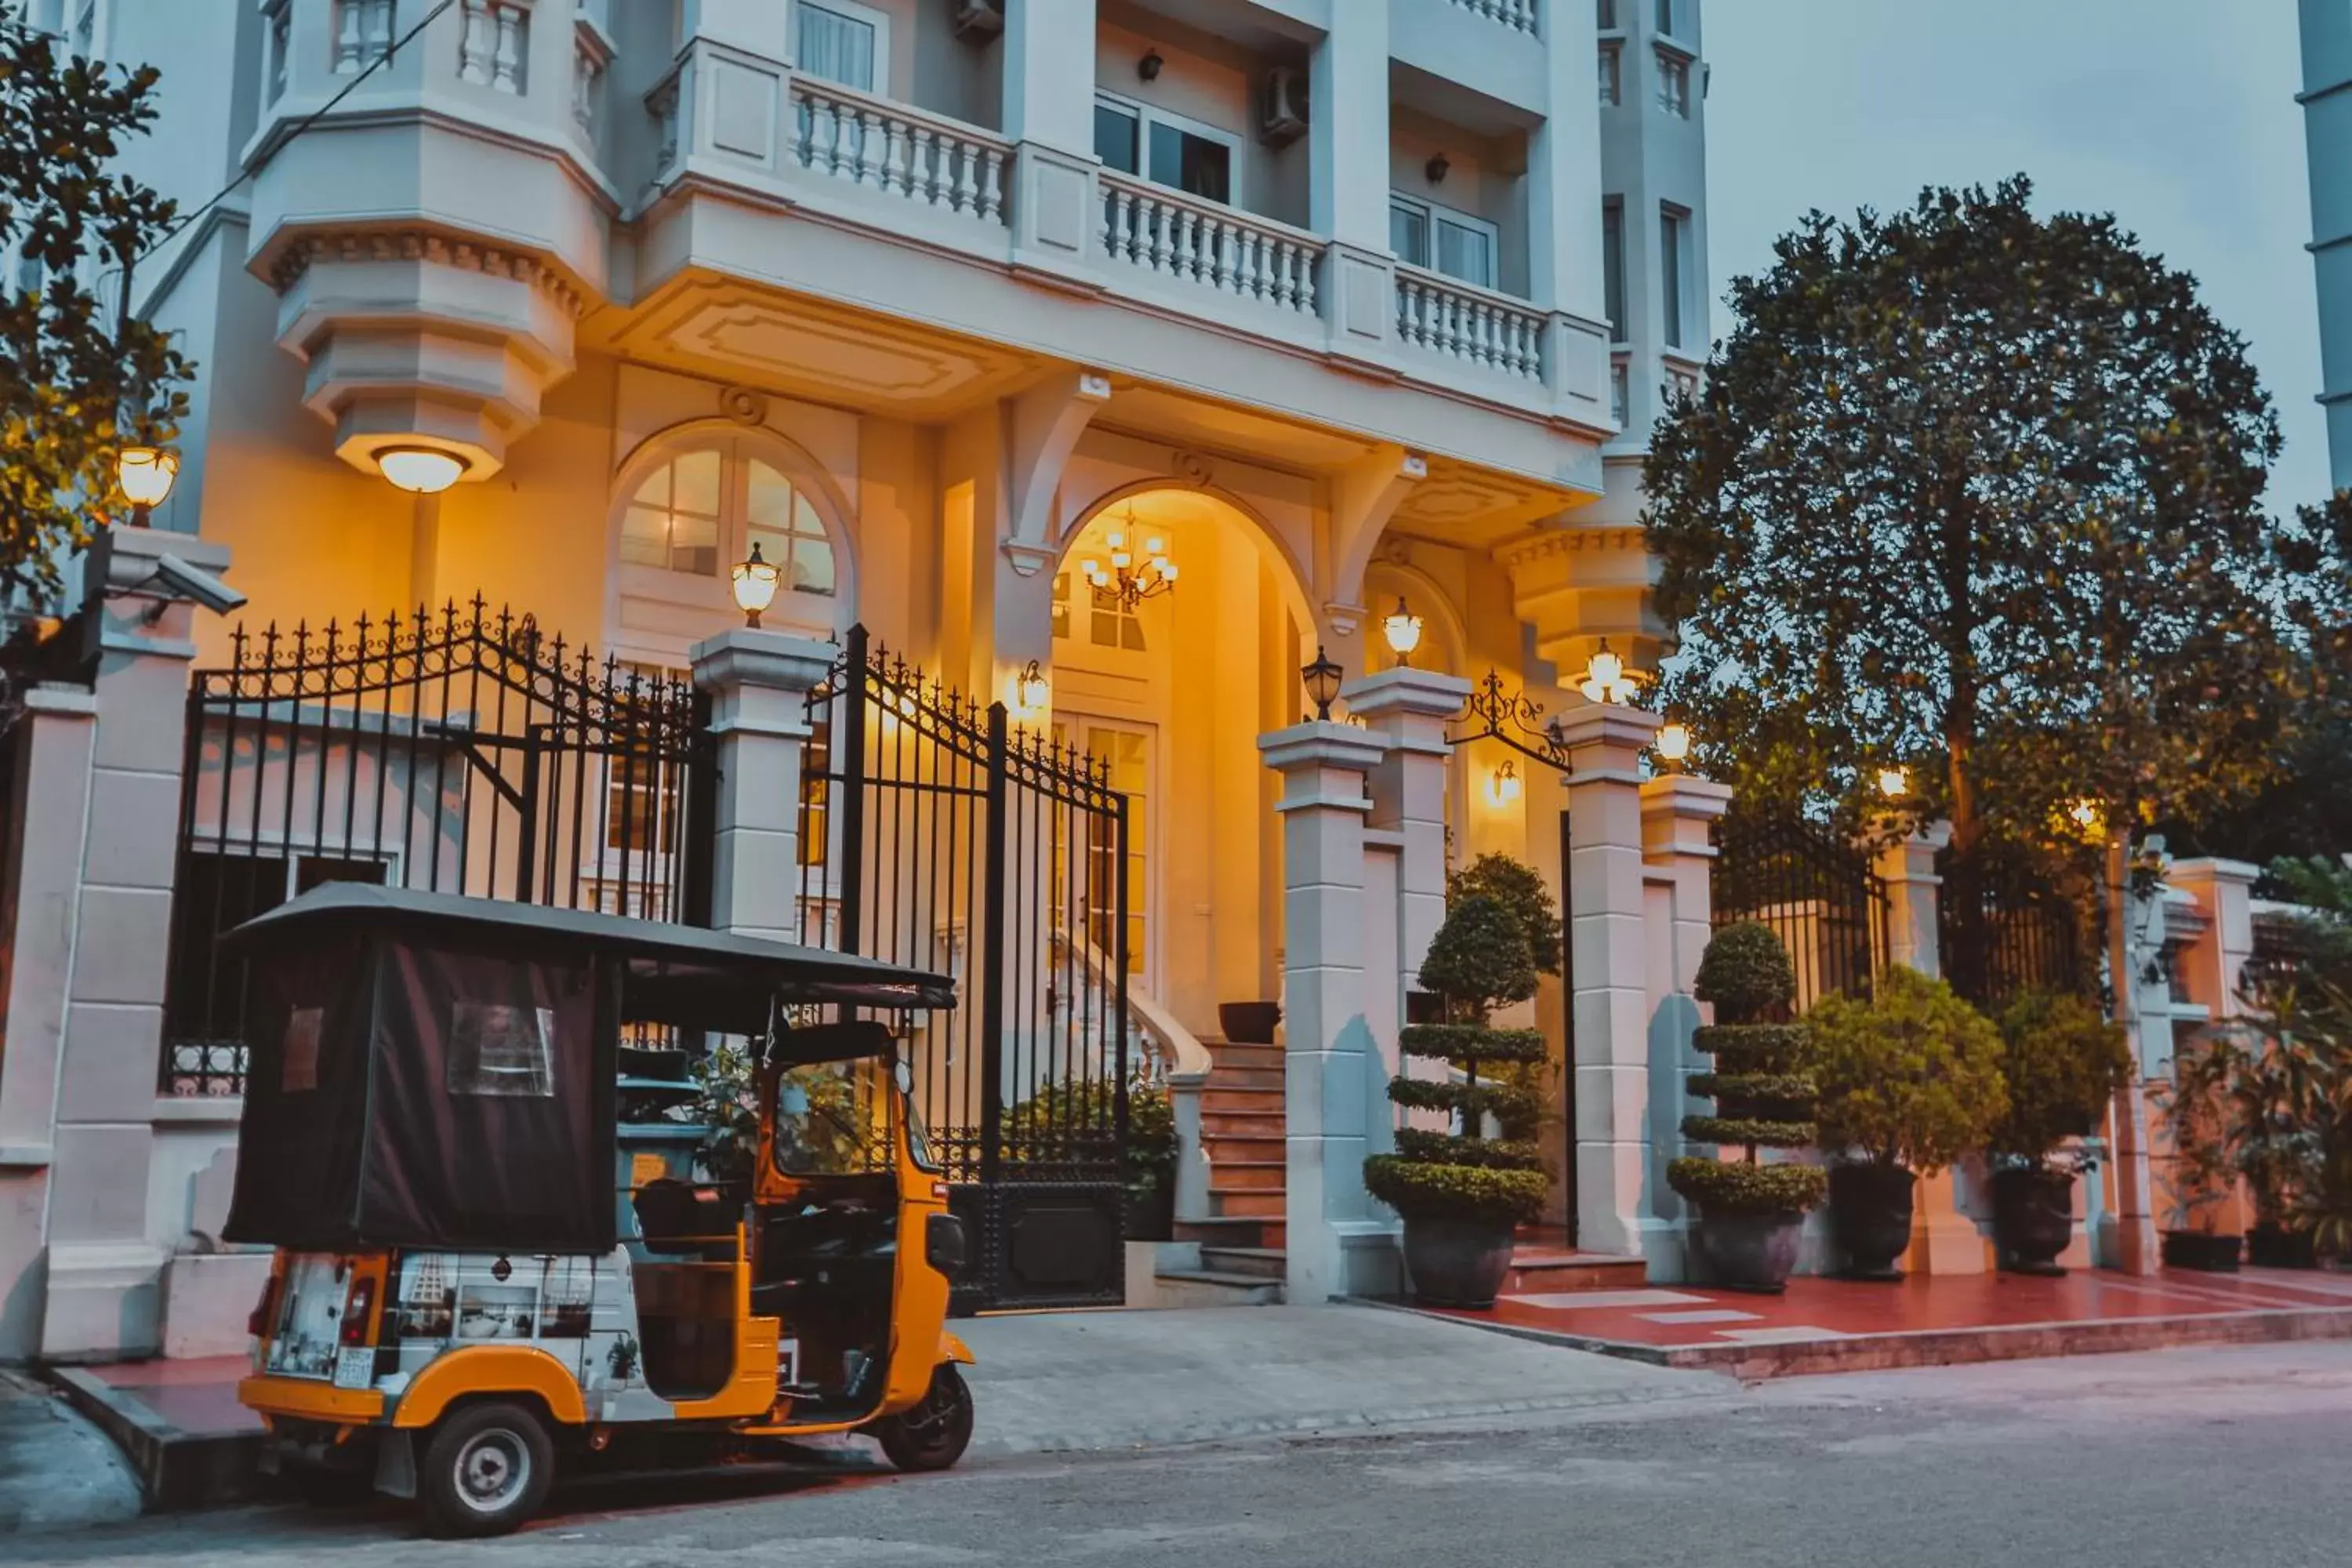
925,1212,968,1279
894,1056,912,1095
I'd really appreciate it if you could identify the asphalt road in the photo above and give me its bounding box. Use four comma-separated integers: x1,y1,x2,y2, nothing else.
14,1341,2352,1566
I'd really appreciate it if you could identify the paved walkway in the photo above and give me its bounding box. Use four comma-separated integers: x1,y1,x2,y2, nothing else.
0,1370,143,1534
1407,1264,2352,1376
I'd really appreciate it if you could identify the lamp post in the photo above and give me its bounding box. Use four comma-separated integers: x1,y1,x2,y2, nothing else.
731,541,781,628
1380,594,1423,666
114,445,178,527
1301,644,1344,721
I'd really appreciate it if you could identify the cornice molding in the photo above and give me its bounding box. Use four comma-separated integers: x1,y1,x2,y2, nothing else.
269,227,590,319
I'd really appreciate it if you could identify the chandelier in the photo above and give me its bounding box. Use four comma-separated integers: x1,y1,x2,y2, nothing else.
1079,510,1178,610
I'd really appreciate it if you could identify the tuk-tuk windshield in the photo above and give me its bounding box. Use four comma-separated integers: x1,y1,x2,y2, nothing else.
773,1058,895,1177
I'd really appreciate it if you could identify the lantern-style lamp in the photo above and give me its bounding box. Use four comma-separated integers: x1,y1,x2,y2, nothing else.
1656,722,1691,769
1011,659,1050,719
731,541,782,628
1876,765,1910,800
1486,759,1523,807
115,445,178,525
377,446,469,495
1301,644,1345,721
1381,595,1424,666
1577,638,1639,706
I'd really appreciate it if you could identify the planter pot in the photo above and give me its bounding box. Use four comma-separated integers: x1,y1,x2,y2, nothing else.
1399,1213,1518,1308
1123,1168,1176,1242
1828,1163,1917,1281
2159,1230,2242,1272
1690,1208,1806,1294
1218,1001,1282,1045
1991,1167,2075,1275
2248,1224,2320,1270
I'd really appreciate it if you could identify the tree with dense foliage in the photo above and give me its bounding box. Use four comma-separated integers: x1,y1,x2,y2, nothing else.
1806,966,2008,1172
1447,851,1563,984
1643,176,2350,965
0,13,189,591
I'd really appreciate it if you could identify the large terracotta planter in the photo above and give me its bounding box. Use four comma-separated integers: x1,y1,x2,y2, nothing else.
1218,1001,1282,1045
1691,1208,1806,1293
2159,1230,2241,1272
2248,1224,2319,1270
1400,1214,1517,1308
1828,1163,1916,1281
1991,1167,2074,1275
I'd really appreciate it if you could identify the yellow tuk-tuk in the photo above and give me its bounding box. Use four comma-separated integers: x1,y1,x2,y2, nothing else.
223,885,974,1536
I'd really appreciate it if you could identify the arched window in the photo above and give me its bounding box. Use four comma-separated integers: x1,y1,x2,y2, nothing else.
620,439,836,596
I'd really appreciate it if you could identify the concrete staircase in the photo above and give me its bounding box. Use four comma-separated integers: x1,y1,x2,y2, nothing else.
1158,1038,1287,1304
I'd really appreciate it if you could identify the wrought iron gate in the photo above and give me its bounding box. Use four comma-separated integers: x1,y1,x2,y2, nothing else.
1938,845,2085,1010
161,601,710,1095
1711,809,1889,1011
799,626,1131,1312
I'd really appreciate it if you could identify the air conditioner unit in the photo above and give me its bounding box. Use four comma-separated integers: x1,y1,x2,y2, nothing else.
1260,66,1308,147
951,0,1005,43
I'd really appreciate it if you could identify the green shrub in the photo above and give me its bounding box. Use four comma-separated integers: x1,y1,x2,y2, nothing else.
1693,921,1796,1022
1690,1024,1809,1073
1681,1116,1817,1149
1388,1075,1544,1137
1365,1157,1548,1222
1991,989,2132,1168
1004,1072,1176,1174
1668,1157,1828,1215
1805,966,2008,1173
1399,1024,1548,1065
1417,895,1538,1022
1393,1128,1544,1170
1448,853,1563,982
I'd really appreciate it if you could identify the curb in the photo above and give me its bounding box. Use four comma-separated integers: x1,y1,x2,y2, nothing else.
41,1367,267,1512
1363,1298,2352,1381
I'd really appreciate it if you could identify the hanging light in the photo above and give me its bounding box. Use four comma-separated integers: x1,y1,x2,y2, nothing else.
1301,644,1345,721
114,445,178,523
731,540,781,627
1486,759,1523,806
1381,594,1425,665
1877,765,1910,800
1083,508,1179,610
1011,659,1051,720
376,445,469,495
2068,798,2106,839
1656,722,1691,768
1577,638,1639,706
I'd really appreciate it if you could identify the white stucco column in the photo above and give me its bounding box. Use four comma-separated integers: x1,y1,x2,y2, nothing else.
1558,702,1663,1261
1258,720,1388,1304
1311,2,1396,366
690,628,836,942
2169,858,2259,1022
677,0,790,55
1639,771,1730,1278
1002,0,1101,280
1343,667,1472,985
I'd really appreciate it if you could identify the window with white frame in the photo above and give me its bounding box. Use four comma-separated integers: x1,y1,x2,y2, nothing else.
1602,199,1625,341
794,0,890,96
620,439,837,596
1390,195,1499,290
1597,43,1621,107
1093,92,1238,205
1655,48,1690,117
1655,0,1675,37
1596,0,1618,28
1660,203,1690,350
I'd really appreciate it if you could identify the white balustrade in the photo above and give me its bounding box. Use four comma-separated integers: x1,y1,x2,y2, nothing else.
1448,0,1538,34
788,78,1010,226
572,30,604,134
1394,267,1546,383
1097,172,1322,318
264,0,291,102
332,0,393,75
459,0,531,96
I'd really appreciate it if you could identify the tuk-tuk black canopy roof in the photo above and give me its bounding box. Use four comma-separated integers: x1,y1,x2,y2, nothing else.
229,884,956,1033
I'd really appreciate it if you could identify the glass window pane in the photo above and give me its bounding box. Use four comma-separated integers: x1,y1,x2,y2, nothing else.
1390,201,1428,267
621,504,670,567
630,466,672,508
747,460,793,531
789,537,837,596
1150,122,1229,204
1094,103,1139,173
671,509,719,576
1602,203,1625,340
1661,210,1684,348
672,448,721,517
1436,219,1492,288
1091,608,1120,648
797,4,876,92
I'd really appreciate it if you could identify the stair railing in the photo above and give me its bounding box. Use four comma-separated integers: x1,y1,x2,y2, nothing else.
1051,928,1216,1221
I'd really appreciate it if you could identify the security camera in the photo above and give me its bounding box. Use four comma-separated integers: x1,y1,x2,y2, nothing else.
151,554,247,615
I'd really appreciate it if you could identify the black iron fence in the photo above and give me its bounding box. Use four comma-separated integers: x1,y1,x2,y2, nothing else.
1937,847,2085,1011
798,626,1132,1310
161,601,710,1095
1711,810,1889,1011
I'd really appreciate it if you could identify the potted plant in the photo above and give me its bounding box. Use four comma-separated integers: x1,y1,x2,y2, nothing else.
1805,965,2009,1280
1363,894,1550,1307
2159,1030,2253,1272
1123,1077,1179,1241
1217,1000,1282,1045
1668,923,1828,1292
1988,989,2133,1273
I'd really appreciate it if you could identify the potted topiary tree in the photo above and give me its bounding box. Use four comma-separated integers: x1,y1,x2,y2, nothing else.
1988,989,2135,1273
1363,895,1550,1307
1668,922,1827,1291
1805,966,2009,1279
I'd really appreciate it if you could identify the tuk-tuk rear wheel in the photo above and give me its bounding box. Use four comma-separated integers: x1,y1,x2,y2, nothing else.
875,1364,974,1473
419,1400,556,1537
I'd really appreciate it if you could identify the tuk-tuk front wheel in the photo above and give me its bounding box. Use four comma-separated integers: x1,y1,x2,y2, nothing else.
419,1401,555,1537
876,1364,975,1472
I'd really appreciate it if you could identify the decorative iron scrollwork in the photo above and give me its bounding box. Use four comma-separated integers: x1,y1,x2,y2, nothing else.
1449,667,1571,772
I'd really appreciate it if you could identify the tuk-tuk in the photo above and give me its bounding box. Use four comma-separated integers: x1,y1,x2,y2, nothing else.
223,884,974,1537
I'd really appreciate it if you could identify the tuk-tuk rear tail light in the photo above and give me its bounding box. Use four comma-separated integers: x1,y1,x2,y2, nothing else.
247,1275,281,1340
339,1276,376,1348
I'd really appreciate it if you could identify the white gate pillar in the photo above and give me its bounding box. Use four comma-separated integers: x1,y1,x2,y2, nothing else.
1639,772,1730,1276
690,628,835,942
1557,702,1661,1261
1259,719,1388,1303
1344,667,1472,986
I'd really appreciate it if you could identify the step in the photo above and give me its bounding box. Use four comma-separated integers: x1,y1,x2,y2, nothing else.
1196,1245,1287,1280
1212,1189,1286,1219
1503,1250,1650,1294
1200,1131,1284,1160
1201,1108,1286,1137
1202,1085,1284,1113
1209,1042,1283,1072
1174,1214,1286,1251
1210,1066,1283,1091
1207,1160,1284,1192
1149,1269,1283,1307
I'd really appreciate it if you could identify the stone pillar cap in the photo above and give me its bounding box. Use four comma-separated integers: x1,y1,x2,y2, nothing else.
2169,856,2263,884
1339,665,1473,720
689,626,837,691
1258,720,1388,773
1551,701,1662,750
1639,773,1733,818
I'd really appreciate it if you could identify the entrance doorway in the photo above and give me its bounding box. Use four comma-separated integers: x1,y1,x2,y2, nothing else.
1054,717,1154,993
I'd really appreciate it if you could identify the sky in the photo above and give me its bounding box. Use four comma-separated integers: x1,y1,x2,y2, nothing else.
1703,0,2330,513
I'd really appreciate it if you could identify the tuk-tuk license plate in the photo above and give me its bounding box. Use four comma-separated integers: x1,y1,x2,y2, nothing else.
332,1347,375,1390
